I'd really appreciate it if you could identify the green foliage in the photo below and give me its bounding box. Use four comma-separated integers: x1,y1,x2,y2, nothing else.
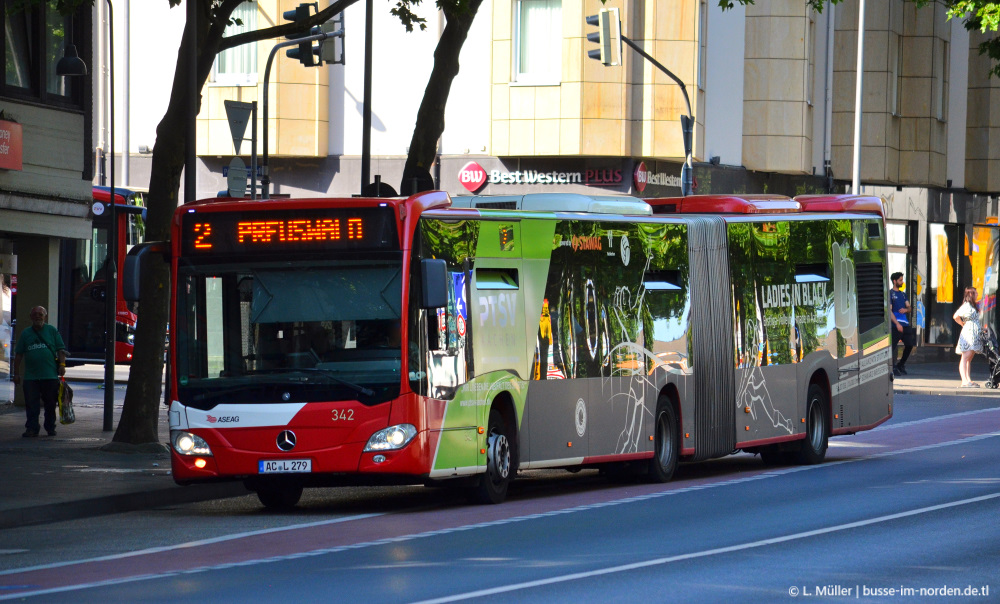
718,0,838,13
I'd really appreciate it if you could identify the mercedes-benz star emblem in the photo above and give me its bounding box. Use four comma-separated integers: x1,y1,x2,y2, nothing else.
276,430,296,451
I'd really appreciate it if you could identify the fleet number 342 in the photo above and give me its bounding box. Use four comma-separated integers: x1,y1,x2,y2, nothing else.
331,408,354,421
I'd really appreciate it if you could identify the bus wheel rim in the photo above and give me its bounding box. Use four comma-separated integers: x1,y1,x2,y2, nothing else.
488,433,510,481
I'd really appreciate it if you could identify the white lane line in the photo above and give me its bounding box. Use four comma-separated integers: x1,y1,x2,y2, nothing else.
2,430,997,601
0,513,385,577
413,491,1000,604
874,406,1000,431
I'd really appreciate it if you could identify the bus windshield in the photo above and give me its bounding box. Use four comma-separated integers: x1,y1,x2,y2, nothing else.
175,258,404,409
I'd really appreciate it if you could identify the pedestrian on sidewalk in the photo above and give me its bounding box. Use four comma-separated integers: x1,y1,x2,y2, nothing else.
11,306,66,437
953,287,984,388
890,272,914,376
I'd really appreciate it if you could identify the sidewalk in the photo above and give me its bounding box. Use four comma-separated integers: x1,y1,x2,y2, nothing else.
0,360,997,530
0,365,247,530
889,357,1000,396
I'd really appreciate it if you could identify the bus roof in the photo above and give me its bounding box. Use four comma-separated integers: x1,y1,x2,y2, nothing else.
452,193,653,215
793,194,885,216
644,193,884,217
645,194,800,214
93,186,146,205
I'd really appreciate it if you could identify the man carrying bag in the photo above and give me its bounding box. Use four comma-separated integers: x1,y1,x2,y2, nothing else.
12,306,66,437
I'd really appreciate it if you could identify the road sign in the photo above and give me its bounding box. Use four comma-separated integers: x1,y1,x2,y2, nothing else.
224,100,253,155
228,157,248,197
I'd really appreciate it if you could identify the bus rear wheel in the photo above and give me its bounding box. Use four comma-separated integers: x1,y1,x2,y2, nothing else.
474,408,512,504
646,396,678,483
256,483,303,510
796,384,828,464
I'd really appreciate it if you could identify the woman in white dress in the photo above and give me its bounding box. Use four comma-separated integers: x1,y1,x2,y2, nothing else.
953,287,984,387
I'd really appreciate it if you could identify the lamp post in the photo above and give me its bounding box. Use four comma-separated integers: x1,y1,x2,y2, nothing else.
103,0,117,432
852,0,866,194
59,2,116,431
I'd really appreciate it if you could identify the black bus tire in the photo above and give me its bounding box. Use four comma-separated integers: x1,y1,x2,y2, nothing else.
475,408,513,504
257,484,303,510
797,384,829,465
646,396,679,483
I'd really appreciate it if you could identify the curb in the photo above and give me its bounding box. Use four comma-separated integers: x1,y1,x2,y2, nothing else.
0,482,251,530
893,387,1000,397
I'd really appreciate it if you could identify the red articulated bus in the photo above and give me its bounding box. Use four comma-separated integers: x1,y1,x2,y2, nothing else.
125,191,892,508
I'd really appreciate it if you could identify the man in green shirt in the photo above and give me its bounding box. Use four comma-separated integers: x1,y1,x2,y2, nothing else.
12,306,66,437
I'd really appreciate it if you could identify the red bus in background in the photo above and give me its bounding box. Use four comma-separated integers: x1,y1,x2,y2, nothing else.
58,186,146,365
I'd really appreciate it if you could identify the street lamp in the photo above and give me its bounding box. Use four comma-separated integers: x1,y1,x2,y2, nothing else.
59,1,117,432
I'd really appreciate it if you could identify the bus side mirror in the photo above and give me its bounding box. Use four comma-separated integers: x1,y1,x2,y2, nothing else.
420,259,448,309
123,241,170,302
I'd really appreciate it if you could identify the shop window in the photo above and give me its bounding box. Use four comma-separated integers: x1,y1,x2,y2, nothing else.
212,1,258,85
1,0,85,107
971,225,999,334
927,223,959,345
513,0,561,84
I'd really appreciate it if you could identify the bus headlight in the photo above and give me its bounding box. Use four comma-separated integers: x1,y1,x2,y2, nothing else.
364,424,417,452
172,431,213,456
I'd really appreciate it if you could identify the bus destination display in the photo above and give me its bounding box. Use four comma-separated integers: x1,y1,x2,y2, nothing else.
181,208,398,256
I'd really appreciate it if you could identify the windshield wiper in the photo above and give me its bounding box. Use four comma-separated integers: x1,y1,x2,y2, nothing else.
244,368,375,397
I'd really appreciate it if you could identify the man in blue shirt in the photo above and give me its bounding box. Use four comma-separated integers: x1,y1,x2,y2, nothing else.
890,272,913,376
12,306,66,437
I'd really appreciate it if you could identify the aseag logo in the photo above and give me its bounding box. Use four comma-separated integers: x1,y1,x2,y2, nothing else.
458,161,488,192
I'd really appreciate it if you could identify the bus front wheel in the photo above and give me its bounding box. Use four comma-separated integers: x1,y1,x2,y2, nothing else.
256,484,303,510
475,408,512,504
646,396,679,483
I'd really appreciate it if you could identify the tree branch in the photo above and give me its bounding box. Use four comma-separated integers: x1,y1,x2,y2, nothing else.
219,0,359,52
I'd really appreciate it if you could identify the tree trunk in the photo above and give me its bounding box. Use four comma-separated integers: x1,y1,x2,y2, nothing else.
113,7,211,444
399,0,483,194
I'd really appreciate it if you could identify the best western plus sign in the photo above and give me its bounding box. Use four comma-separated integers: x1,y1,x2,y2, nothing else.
458,161,488,193
456,161,623,193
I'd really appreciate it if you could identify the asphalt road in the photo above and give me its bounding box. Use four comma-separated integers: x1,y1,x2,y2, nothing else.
2,393,998,603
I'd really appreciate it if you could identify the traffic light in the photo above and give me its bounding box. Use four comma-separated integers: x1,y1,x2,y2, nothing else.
585,8,621,66
320,12,345,65
283,2,320,67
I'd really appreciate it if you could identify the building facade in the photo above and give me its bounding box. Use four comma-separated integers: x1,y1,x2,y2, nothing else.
1,1,93,401
115,0,1000,360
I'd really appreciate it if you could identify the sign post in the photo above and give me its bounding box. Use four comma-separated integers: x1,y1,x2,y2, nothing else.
224,100,257,198
227,157,249,198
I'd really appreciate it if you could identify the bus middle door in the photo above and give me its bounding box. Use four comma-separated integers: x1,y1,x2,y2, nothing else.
831,234,861,429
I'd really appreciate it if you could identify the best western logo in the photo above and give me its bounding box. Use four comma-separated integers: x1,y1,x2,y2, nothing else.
459,161,488,192
457,163,623,192
634,161,682,191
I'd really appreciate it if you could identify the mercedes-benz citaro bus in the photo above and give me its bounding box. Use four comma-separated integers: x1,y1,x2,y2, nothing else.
123,191,891,509
60,186,146,365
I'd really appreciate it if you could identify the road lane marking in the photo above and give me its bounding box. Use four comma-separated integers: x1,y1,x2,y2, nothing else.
2,430,998,600
413,491,1000,604
873,406,1000,431
0,513,384,577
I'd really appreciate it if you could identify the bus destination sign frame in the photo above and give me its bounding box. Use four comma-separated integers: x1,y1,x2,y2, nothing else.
181,207,399,256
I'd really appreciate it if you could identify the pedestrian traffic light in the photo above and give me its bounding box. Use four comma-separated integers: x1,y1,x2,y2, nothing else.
283,2,321,67
585,8,621,66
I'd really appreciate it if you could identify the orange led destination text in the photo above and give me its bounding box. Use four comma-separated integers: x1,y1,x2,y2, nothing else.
236,217,364,244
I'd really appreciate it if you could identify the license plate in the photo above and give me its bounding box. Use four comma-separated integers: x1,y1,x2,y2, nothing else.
259,459,311,474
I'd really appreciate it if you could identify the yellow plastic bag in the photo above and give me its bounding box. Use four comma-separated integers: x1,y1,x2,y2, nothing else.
58,379,75,425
